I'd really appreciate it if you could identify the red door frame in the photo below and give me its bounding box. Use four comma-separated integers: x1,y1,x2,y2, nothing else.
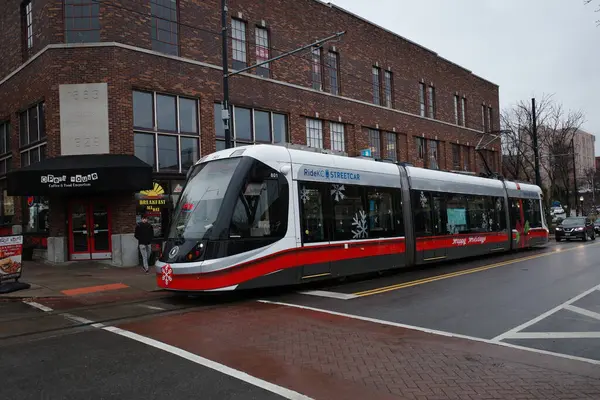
67,199,113,261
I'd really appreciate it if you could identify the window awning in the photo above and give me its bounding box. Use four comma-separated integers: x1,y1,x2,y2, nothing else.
7,154,153,196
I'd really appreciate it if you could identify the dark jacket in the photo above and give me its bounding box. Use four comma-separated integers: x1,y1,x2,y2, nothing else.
135,222,154,245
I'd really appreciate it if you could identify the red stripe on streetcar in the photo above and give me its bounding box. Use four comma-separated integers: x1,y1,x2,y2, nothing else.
157,238,406,291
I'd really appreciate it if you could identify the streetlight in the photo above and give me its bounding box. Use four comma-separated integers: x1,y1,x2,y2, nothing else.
580,196,584,216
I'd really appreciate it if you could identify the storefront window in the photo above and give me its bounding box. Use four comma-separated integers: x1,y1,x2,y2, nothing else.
0,181,14,226
23,196,49,233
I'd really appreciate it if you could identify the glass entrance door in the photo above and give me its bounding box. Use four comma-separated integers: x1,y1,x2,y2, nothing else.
68,201,112,261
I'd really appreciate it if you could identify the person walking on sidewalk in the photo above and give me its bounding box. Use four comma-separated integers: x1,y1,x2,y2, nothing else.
135,216,154,273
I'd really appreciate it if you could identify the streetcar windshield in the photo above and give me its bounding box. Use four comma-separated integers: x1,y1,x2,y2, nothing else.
168,157,241,240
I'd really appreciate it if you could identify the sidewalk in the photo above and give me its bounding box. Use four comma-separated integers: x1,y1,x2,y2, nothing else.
0,259,161,301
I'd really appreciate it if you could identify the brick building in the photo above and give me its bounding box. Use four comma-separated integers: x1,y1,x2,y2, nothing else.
0,0,501,265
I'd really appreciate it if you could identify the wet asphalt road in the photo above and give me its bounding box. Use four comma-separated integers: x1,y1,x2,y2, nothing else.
3,239,600,399
0,328,283,400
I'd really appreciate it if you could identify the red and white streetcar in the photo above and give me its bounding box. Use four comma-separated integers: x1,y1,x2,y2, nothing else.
156,144,548,292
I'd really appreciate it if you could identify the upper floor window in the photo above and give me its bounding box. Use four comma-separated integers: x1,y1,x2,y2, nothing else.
19,102,46,168
327,51,339,95
461,97,467,127
255,27,270,78
427,86,436,118
418,83,426,117
150,0,178,55
488,106,493,132
231,19,247,69
215,104,288,151
383,71,393,108
311,47,322,91
372,67,381,105
463,145,471,171
416,136,425,159
306,118,323,149
0,122,12,176
368,128,381,159
454,95,460,125
23,1,33,50
452,143,461,170
330,122,344,152
65,0,100,43
428,140,439,170
133,91,199,173
383,131,396,162
481,104,487,132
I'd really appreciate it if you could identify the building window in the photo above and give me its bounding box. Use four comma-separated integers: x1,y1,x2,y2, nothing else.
383,71,393,108
0,122,12,182
65,0,100,43
255,26,270,78
231,19,247,69
23,1,33,50
416,137,425,159
383,132,396,162
306,118,323,149
150,0,178,55
461,97,467,127
330,122,344,152
452,143,460,170
214,104,288,151
311,47,322,90
372,67,381,105
454,95,460,125
0,180,15,225
488,106,493,132
428,140,439,170
133,91,199,173
481,104,487,132
368,129,381,159
419,83,426,117
19,102,47,168
464,145,471,171
427,86,436,118
19,102,46,153
327,51,339,95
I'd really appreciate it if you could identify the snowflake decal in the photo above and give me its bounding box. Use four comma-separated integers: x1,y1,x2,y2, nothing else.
331,184,346,202
300,187,311,204
352,210,369,239
161,264,173,286
419,191,428,208
496,198,503,211
481,212,489,231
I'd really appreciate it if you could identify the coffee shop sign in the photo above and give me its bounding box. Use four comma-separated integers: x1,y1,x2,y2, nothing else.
41,173,99,188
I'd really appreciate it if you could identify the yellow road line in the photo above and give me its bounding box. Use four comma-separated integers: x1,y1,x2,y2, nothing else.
353,243,600,298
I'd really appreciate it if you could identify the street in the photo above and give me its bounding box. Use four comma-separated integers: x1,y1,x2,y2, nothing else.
3,240,600,399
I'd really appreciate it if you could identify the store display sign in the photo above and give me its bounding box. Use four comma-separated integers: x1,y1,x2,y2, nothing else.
41,173,99,189
0,235,23,283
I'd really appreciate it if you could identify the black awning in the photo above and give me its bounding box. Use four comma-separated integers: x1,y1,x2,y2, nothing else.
7,154,153,196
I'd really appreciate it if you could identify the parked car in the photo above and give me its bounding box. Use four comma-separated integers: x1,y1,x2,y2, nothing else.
555,216,596,242
594,220,600,234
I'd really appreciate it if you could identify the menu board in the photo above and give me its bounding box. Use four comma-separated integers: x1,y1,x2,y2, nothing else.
0,235,23,283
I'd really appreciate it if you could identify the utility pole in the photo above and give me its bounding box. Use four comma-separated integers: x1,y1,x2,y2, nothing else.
221,0,232,148
220,0,344,149
531,98,542,187
572,137,578,216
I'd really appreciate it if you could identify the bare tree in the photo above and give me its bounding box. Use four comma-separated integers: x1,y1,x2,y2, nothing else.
501,95,585,212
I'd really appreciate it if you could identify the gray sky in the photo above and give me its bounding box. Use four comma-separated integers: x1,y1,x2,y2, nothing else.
329,0,600,154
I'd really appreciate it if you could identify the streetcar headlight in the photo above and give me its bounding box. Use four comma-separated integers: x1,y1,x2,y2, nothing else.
186,241,206,261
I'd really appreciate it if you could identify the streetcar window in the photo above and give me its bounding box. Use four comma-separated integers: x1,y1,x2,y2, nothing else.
168,157,241,240
431,192,448,235
412,190,433,237
446,194,468,234
229,161,289,239
522,198,542,228
492,197,507,231
467,196,489,233
299,182,327,243
366,188,404,238
332,184,365,240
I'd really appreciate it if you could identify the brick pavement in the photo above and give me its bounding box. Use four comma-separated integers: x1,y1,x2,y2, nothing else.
119,301,600,400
